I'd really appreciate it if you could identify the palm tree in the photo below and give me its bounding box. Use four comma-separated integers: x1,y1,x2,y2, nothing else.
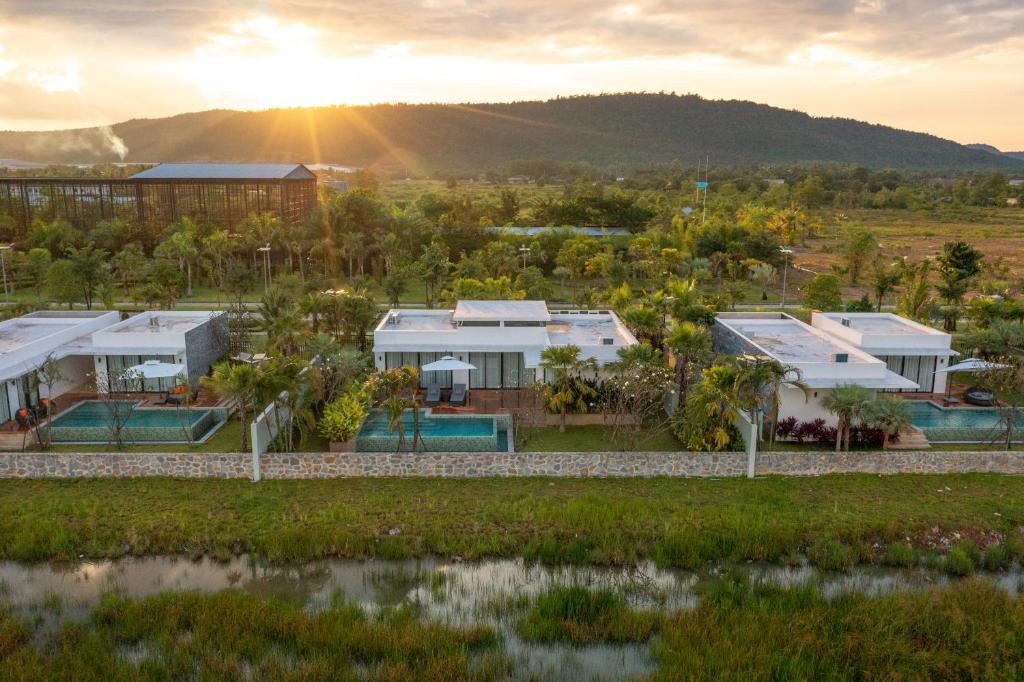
822,385,874,452
864,394,912,449
259,287,307,354
664,321,710,404
699,356,807,469
540,345,597,432
299,290,330,334
621,305,664,347
749,263,777,301
730,354,808,446
363,366,424,452
202,362,259,452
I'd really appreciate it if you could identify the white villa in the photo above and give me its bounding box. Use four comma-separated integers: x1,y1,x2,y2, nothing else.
0,310,227,424
372,300,638,389
809,312,956,394
713,312,925,425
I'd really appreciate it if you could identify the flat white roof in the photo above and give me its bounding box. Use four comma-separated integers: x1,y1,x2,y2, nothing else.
0,311,121,382
727,318,874,364
380,310,455,332
453,300,550,322
546,311,633,346
0,311,112,356
716,313,919,390
101,311,217,335
819,312,946,336
373,303,637,366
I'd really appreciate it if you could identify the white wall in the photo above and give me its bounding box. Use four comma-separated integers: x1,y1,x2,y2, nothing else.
40,356,94,398
777,386,869,426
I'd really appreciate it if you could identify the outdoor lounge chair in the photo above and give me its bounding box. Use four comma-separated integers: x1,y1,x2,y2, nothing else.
425,384,442,407
14,409,34,430
166,386,187,405
450,383,468,407
964,386,996,407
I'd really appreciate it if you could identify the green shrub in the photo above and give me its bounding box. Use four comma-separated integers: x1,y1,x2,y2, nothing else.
318,392,368,442
808,538,855,572
943,546,975,577
881,542,918,568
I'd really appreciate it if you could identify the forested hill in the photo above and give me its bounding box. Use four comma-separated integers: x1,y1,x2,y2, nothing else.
1,93,1020,172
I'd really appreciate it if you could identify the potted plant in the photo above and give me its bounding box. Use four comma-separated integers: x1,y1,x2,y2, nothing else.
319,392,368,452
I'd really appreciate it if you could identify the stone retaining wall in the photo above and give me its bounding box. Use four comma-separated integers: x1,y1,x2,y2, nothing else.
2,450,1024,479
259,451,747,478
756,450,1024,476
0,453,250,478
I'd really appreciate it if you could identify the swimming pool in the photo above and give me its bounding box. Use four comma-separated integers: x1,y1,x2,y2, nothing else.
356,410,512,452
44,400,224,443
908,401,1022,442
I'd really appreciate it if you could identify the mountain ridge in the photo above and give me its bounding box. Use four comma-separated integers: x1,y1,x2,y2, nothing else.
0,93,1019,172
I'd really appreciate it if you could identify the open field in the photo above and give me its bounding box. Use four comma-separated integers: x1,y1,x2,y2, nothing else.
792,207,1024,291
1,474,1022,565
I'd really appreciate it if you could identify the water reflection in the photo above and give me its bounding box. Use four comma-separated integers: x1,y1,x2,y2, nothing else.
1,557,1019,681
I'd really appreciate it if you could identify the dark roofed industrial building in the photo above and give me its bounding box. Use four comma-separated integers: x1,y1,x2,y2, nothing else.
0,163,318,237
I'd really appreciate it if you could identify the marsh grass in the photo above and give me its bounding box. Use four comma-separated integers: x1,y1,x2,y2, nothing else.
0,590,502,681
807,538,856,572
654,576,1024,681
515,586,661,645
2,475,1024,568
881,541,918,568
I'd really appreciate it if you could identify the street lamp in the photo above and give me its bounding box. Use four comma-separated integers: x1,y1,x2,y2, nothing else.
518,244,531,270
257,244,272,290
0,244,12,304
779,248,794,309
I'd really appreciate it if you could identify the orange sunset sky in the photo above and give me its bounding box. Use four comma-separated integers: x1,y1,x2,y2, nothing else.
0,1,1021,148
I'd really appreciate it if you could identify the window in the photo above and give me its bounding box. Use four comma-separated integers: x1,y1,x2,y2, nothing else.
460,321,500,327
106,354,177,392
504,321,545,327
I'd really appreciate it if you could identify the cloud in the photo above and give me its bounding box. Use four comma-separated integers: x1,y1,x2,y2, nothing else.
0,0,1020,147
2,0,1022,62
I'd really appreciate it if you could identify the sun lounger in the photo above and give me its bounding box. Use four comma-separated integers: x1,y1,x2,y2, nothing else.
450,383,467,407
425,384,442,407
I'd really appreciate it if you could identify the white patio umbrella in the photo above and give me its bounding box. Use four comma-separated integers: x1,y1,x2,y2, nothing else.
420,356,477,372
934,358,1009,374
125,359,186,379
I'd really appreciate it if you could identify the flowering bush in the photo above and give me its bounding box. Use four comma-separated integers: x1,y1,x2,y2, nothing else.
319,392,368,443
777,417,891,448
775,416,799,439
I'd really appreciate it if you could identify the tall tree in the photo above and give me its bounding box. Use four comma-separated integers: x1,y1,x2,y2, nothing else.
202,362,260,452
539,345,597,432
664,321,710,403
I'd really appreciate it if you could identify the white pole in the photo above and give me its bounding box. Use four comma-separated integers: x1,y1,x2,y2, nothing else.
0,248,8,304
781,252,788,308
251,417,262,482
746,417,758,478
701,155,709,225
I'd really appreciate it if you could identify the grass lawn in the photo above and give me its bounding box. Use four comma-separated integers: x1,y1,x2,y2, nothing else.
522,425,681,451
2,473,1024,564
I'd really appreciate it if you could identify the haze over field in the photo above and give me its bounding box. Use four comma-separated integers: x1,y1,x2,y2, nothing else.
0,1,1021,152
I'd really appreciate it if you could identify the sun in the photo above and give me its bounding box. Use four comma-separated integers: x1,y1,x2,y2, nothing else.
185,16,340,110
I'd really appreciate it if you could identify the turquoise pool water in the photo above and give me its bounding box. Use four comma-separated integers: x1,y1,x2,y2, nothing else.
359,411,493,438
44,400,221,443
908,401,1002,429
50,401,206,428
908,400,1024,442
356,410,511,452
